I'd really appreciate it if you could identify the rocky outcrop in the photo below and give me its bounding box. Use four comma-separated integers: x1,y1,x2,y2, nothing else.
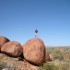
0,36,10,50
1,41,23,57
0,53,39,70
23,38,45,65
0,36,51,70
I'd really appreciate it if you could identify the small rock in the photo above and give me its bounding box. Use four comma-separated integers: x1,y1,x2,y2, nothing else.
44,52,50,61
2,67,15,70
2,68,9,70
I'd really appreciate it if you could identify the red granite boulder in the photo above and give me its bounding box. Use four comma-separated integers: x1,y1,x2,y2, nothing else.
1,41,23,57
0,36,10,50
23,38,45,65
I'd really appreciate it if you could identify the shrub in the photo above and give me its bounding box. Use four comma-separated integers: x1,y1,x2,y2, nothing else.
39,63,57,70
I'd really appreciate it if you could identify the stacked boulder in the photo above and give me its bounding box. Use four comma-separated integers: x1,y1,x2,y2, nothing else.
1,41,23,57
0,36,10,51
23,38,45,65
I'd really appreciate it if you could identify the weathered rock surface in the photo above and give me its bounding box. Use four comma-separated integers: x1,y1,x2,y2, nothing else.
0,36,10,50
1,41,23,57
23,38,45,65
45,52,50,62
0,53,39,70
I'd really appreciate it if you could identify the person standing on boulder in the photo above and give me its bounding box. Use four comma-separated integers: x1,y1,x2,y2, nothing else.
35,29,38,38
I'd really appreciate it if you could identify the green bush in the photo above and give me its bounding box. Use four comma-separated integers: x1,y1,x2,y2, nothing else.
39,63,57,70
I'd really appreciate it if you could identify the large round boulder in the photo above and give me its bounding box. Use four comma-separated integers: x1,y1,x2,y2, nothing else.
23,38,45,65
0,36,10,50
1,41,23,57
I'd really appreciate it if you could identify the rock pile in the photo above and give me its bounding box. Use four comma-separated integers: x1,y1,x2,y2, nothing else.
0,36,51,70
0,53,39,70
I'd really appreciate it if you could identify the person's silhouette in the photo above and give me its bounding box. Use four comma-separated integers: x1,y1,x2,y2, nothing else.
35,29,38,38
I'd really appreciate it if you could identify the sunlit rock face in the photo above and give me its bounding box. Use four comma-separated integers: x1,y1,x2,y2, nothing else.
23,38,45,65
0,36,10,51
1,41,23,57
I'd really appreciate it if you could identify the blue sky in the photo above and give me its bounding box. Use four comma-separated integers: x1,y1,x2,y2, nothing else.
0,0,70,46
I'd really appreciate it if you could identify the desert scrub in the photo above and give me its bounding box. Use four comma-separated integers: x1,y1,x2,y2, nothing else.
0,57,9,70
39,63,57,70
0,60,6,70
39,61,70,70
57,62,70,70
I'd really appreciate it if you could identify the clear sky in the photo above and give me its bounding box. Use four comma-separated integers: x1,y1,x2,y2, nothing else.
0,0,70,46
